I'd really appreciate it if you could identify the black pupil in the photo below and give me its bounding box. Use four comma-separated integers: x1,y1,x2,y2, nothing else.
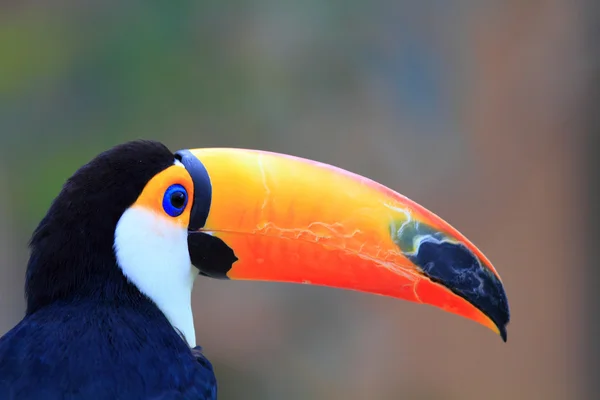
170,191,186,209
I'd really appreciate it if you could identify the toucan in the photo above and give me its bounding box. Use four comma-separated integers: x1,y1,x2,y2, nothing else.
0,140,509,399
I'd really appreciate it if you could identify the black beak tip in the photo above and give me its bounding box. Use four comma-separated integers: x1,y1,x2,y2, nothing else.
406,239,511,342
498,324,508,342
485,280,510,343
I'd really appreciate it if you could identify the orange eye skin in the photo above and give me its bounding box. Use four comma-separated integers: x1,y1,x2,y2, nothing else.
132,164,195,227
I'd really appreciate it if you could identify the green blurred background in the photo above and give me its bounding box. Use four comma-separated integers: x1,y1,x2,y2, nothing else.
0,1,593,399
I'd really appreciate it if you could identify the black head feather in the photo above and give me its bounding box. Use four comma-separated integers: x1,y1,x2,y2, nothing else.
26,140,175,315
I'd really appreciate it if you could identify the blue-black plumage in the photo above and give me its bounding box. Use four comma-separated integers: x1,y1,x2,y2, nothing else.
0,300,216,399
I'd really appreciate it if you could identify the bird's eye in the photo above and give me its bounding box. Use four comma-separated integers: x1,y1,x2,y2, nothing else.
163,184,188,217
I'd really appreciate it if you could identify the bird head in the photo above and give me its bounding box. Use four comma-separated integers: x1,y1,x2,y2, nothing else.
26,140,509,346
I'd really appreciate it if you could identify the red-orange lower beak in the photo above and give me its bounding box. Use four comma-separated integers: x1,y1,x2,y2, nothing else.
177,148,510,341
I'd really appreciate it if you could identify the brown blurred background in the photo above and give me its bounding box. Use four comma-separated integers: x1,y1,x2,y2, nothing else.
0,1,593,399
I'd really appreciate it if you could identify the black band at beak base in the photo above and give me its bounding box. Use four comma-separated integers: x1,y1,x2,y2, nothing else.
175,150,212,231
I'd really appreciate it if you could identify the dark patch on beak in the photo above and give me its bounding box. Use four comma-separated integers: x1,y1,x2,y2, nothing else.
407,240,510,341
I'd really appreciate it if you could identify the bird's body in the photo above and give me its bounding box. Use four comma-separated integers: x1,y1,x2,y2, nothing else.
0,295,216,399
0,140,509,399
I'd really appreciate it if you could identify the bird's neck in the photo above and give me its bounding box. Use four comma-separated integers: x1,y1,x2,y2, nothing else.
140,271,198,347
26,252,198,347
26,206,199,348
113,206,199,347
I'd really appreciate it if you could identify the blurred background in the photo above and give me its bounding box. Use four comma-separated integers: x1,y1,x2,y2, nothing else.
0,1,593,399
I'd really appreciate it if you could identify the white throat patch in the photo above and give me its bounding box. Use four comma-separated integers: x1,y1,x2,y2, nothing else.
114,206,197,347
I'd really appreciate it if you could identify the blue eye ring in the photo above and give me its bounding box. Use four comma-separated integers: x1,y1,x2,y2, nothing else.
162,184,188,217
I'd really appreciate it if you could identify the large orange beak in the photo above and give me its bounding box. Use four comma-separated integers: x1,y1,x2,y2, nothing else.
176,148,510,341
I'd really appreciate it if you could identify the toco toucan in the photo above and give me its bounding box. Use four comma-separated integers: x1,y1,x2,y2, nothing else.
0,140,509,399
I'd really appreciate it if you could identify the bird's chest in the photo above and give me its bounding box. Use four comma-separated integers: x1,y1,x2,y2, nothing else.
0,304,216,400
